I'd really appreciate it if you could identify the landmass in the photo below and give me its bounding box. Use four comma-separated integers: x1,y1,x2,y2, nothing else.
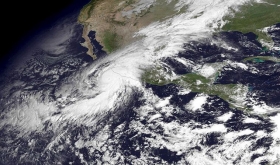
78,0,280,57
222,0,280,47
142,63,249,111
78,0,280,112
78,0,186,57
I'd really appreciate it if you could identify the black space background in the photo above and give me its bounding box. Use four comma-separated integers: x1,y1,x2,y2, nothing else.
0,0,82,63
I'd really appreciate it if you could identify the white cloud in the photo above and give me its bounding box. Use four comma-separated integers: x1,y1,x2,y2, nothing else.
217,112,233,122
243,117,261,123
186,94,208,111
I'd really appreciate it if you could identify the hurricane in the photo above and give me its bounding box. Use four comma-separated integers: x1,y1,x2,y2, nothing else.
0,0,279,164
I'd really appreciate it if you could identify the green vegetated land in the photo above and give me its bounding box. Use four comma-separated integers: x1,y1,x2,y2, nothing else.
102,31,119,53
222,0,280,43
142,67,248,110
143,54,280,110
243,56,280,63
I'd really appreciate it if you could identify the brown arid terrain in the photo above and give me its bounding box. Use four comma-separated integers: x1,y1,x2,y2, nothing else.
78,0,186,58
